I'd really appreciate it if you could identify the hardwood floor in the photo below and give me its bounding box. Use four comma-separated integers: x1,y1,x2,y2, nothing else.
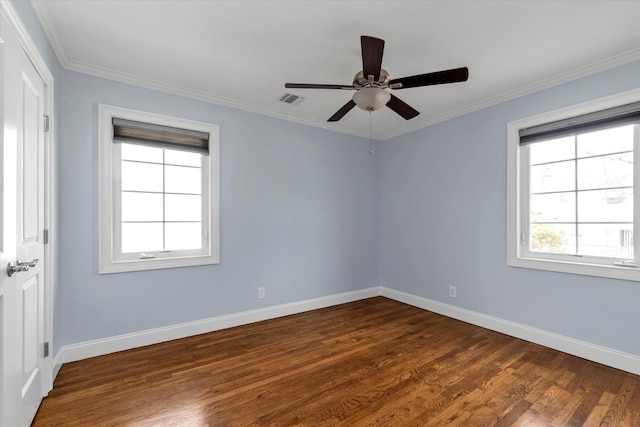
33,297,639,426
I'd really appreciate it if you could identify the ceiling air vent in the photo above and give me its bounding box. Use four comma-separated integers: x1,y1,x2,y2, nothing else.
279,93,304,105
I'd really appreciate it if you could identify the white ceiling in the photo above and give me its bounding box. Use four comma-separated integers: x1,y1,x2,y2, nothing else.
31,0,640,140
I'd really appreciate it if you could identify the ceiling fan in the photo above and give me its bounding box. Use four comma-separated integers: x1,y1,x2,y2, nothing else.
285,35,469,122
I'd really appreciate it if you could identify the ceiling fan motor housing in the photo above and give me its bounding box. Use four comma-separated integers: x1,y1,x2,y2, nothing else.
353,69,391,88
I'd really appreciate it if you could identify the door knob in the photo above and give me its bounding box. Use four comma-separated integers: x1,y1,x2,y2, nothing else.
7,258,39,277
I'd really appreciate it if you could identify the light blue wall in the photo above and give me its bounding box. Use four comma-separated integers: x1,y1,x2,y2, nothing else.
379,60,640,356
59,71,379,345
13,0,640,359
14,0,378,350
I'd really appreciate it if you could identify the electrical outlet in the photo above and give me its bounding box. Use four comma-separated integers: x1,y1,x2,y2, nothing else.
258,287,266,299
449,286,457,298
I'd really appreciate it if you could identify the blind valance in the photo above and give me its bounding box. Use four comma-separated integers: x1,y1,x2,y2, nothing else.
519,101,640,145
112,118,209,155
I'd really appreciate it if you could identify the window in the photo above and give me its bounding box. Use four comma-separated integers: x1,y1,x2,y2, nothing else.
99,105,219,274
507,90,640,281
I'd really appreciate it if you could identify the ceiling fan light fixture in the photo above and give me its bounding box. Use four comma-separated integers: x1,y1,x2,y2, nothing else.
353,87,391,112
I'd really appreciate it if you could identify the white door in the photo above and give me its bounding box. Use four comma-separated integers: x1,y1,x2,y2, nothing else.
0,10,48,427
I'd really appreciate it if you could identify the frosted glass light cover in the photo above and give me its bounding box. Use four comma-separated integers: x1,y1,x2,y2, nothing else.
353,87,391,111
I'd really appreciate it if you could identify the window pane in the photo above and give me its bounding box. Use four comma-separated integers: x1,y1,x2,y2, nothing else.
121,143,163,163
529,136,575,165
530,223,574,254
530,160,575,194
577,224,634,259
577,153,633,190
165,165,201,194
122,192,163,221
576,125,634,158
122,161,163,192
165,223,201,251
165,149,202,167
122,223,163,253
577,189,633,223
530,192,576,223
165,194,201,221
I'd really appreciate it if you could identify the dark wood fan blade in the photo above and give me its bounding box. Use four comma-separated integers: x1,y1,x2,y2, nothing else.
328,100,357,122
386,94,420,120
361,36,385,81
389,67,469,89
285,83,354,90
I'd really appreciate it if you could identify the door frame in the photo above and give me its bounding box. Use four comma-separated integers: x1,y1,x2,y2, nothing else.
1,0,55,400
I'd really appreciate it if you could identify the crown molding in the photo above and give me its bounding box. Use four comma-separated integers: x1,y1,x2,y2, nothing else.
29,0,70,67
2,0,54,82
67,57,376,140
30,0,640,142
63,46,640,142
378,47,640,141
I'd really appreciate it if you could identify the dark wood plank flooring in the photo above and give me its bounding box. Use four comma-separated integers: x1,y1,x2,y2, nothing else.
32,297,640,426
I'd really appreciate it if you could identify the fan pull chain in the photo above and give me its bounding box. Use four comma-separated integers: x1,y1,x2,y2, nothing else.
369,111,373,155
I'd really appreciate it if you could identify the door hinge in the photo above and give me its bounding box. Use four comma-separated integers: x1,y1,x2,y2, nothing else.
43,229,49,244
43,342,50,358
44,115,50,132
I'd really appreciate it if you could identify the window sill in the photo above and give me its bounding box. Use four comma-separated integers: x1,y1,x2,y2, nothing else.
508,255,640,282
99,254,218,274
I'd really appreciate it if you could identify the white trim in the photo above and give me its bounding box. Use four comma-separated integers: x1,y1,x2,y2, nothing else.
379,48,640,141
508,88,640,135
75,60,371,140
55,285,639,376
381,287,640,375
507,88,640,282
65,49,640,142
41,43,56,404
1,0,55,396
24,0,70,70
29,0,640,141
1,0,54,84
98,104,220,274
51,348,63,383
60,287,380,363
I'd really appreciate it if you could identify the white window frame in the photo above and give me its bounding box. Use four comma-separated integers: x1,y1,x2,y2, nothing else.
99,104,219,274
507,88,640,282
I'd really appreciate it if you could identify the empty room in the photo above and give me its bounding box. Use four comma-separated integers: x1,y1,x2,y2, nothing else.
1,1,639,425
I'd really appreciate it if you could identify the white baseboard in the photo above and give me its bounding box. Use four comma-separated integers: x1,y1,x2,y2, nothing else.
380,287,640,375
52,348,64,381
60,287,380,364
55,285,639,376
